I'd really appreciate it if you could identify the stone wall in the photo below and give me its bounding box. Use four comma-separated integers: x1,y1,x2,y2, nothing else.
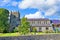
0,34,60,40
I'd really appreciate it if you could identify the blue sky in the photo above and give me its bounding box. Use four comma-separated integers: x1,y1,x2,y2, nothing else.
0,0,60,20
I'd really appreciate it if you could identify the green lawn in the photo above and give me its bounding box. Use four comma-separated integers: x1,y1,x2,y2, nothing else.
35,32,60,35
0,32,60,37
30,32,60,35
0,33,20,37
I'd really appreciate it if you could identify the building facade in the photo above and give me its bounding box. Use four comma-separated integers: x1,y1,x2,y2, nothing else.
27,18,53,32
9,11,20,32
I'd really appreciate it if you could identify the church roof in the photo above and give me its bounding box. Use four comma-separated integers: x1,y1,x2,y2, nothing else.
52,20,60,24
27,18,50,21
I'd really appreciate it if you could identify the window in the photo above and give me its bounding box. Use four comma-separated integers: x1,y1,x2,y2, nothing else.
38,21,39,24
41,21,44,24
39,21,41,24
57,25,59,27
44,21,46,24
47,21,50,24
32,21,33,24
46,21,47,24
46,27,48,30
39,27,41,32
32,21,35,24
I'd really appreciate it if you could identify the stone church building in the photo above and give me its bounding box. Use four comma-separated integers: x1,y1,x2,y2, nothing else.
8,11,20,32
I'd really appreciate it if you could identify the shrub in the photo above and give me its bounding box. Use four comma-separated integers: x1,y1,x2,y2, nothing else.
13,27,18,32
44,30,54,33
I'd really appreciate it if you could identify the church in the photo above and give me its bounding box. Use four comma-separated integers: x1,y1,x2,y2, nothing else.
8,11,20,32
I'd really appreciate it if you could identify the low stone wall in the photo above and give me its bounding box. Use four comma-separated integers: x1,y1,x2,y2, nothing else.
0,34,60,40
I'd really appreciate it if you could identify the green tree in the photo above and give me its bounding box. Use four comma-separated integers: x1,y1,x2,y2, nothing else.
32,27,37,34
0,8,9,33
13,27,18,32
18,17,30,35
55,28,59,33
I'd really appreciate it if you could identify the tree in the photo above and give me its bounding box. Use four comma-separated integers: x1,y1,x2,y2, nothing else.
32,27,37,34
18,17,30,35
13,27,18,32
0,8,9,33
55,28,59,33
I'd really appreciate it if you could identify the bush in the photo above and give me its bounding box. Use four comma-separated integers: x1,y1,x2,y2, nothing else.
32,27,37,34
3,29,8,33
44,30,54,33
13,27,18,32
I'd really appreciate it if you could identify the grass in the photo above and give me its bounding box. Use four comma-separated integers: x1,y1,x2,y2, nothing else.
29,32,60,35
0,33,20,37
0,32,60,37
35,32,60,35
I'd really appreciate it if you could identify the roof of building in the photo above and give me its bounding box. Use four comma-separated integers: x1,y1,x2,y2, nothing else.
52,20,60,24
31,24,52,27
27,18,50,21
27,18,51,27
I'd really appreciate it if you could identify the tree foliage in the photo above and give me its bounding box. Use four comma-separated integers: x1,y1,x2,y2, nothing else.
13,27,18,32
32,27,37,34
18,17,30,35
0,8,9,33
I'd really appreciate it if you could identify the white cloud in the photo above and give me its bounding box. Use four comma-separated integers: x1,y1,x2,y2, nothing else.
11,1,18,6
18,0,33,9
18,0,60,16
0,0,18,7
45,6,57,16
25,11,44,19
18,0,56,9
0,0,11,6
3,0,11,2
45,0,56,6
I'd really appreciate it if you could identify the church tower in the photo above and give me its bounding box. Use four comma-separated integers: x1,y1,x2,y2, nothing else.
9,11,20,32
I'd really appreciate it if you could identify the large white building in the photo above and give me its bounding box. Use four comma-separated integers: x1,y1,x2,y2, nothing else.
27,18,53,32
